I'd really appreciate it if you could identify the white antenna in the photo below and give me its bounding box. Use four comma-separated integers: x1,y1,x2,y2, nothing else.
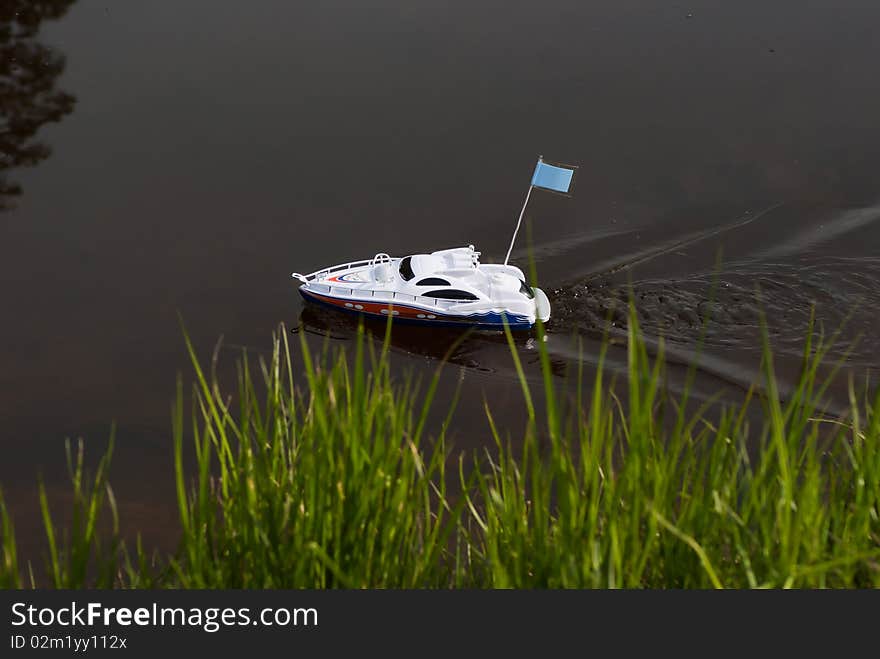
503,155,542,266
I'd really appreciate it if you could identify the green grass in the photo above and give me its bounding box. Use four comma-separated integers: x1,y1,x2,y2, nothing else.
1,308,878,588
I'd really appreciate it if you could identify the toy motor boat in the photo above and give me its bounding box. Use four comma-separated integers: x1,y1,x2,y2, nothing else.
292,245,550,330
291,156,576,330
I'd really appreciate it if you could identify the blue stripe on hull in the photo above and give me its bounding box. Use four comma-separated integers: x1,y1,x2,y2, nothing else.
298,288,534,330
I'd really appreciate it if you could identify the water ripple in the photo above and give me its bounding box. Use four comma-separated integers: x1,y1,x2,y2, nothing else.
551,256,880,366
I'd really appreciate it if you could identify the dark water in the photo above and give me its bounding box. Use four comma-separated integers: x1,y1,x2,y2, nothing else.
3,0,880,553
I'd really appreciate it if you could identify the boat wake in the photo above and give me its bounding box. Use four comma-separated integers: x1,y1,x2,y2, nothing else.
554,261,878,361
549,201,880,368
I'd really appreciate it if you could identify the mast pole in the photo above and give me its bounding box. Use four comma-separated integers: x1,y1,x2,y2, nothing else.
504,156,542,267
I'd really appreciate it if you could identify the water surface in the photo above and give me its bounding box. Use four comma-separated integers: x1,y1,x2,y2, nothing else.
3,0,880,553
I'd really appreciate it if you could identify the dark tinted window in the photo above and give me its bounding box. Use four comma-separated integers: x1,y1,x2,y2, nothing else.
398,256,415,281
416,277,450,286
519,279,535,299
425,289,479,301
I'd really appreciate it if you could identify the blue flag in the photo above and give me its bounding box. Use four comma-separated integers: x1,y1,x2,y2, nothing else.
504,156,578,265
531,160,575,194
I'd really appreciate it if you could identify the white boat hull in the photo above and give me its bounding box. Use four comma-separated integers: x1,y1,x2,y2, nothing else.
293,246,548,330
298,286,538,329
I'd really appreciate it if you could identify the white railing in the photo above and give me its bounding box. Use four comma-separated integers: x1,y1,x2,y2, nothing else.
292,258,377,283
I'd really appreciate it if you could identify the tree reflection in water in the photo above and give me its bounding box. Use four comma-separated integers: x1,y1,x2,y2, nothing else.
1,0,76,209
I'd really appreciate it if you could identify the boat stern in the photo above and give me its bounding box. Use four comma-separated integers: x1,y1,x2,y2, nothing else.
533,287,551,323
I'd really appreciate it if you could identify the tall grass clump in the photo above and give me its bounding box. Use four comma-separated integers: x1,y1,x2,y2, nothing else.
1,303,879,588
168,322,462,587
1,439,121,588
465,305,880,587
39,438,122,588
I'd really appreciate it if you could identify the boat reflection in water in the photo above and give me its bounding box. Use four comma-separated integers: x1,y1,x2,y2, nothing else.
296,302,543,376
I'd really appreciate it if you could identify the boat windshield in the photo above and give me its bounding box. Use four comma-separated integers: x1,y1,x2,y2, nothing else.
399,256,415,281
425,289,479,301
519,279,535,299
